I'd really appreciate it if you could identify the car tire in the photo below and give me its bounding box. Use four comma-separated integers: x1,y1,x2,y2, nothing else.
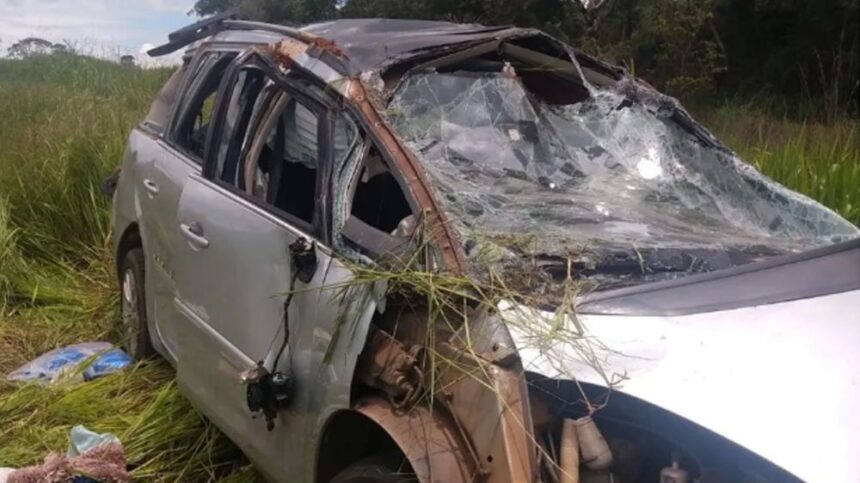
330,453,416,483
118,248,155,359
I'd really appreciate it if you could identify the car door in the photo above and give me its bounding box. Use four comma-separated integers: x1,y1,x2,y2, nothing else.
137,49,236,360
171,53,377,482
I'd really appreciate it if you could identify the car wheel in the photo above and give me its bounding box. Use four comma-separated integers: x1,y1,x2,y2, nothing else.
119,248,155,359
330,453,416,483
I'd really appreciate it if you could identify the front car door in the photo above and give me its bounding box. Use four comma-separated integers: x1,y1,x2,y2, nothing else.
172,51,380,482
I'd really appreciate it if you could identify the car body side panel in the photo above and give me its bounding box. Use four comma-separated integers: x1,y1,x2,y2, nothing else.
113,128,171,358
512,289,860,482
172,175,376,483
112,132,145,263
139,142,200,361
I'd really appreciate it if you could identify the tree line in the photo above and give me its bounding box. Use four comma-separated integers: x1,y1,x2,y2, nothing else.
194,0,859,119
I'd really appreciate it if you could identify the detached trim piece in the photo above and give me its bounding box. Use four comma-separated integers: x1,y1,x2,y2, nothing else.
577,238,860,316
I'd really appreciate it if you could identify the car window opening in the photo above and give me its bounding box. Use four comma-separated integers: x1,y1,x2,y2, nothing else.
336,141,418,261
245,93,321,225
350,145,412,235
174,53,235,158
216,68,267,187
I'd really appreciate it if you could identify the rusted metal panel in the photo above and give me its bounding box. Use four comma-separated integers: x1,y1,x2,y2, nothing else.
356,329,425,409
434,341,537,483
270,38,308,65
354,396,477,483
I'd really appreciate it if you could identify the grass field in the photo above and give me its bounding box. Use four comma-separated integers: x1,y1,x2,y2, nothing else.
0,54,857,480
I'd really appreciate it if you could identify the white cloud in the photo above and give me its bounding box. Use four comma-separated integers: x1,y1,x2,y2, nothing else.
0,0,193,59
139,0,193,14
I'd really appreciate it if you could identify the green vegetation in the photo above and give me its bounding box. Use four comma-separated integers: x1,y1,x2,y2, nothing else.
0,53,856,479
0,54,257,481
694,104,860,225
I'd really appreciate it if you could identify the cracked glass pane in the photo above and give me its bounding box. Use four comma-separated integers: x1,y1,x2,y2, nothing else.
387,72,859,286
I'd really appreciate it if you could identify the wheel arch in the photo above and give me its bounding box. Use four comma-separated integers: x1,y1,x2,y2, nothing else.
315,407,405,483
116,222,142,278
315,397,476,483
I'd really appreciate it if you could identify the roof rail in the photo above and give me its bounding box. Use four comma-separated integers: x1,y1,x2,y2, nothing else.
148,10,238,57
148,14,322,57
222,20,321,44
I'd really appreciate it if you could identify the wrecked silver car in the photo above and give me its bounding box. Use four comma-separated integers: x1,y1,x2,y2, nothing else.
110,14,860,483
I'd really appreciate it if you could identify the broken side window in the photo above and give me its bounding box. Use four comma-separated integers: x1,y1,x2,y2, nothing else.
170,51,236,162
333,134,417,261
212,66,267,188
350,145,413,234
242,92,323,227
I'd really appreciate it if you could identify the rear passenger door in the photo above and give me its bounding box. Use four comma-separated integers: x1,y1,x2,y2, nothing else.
138,49,234,360
171,52,377,482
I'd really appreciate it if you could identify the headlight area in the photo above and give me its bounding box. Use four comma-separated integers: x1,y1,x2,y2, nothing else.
526,374,801,483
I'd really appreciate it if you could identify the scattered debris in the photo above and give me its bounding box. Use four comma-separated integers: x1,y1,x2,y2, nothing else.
5,426,129,483
7,444,129,483
67,425,121,458
7,342,133,384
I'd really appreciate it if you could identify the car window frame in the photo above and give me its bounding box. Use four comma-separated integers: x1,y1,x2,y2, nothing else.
202,49,337,244
164,46,241,164
335,131,422,261
239,87,328,235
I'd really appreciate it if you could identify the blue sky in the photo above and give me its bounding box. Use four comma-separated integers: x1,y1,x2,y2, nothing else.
0,0,196,63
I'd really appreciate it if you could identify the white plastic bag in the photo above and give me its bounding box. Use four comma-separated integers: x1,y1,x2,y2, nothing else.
67,425,121,457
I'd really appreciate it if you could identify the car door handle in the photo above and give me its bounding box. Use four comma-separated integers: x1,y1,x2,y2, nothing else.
142,178,159,196
179,222,209,249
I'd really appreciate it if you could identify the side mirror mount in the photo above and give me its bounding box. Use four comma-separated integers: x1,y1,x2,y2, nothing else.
289,237,318,283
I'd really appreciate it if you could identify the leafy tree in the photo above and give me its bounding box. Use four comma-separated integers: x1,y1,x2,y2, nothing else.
631,0,727,94
193,0,337,24
7,37,75,58
7,37,54,58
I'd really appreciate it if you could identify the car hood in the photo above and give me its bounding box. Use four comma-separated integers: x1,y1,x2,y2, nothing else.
508,289,860,482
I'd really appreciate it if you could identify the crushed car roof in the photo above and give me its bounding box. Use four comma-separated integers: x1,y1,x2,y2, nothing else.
154,15,621,81
301,19,524,71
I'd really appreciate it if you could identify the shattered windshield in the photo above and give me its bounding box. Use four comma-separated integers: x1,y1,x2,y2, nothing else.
387,72,859,287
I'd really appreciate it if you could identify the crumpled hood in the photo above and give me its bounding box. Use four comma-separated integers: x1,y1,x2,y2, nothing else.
510,289,860,482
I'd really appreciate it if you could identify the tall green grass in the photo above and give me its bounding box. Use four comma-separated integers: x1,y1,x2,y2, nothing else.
0,54,856,480
0,54,258,481
696,104,860,225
